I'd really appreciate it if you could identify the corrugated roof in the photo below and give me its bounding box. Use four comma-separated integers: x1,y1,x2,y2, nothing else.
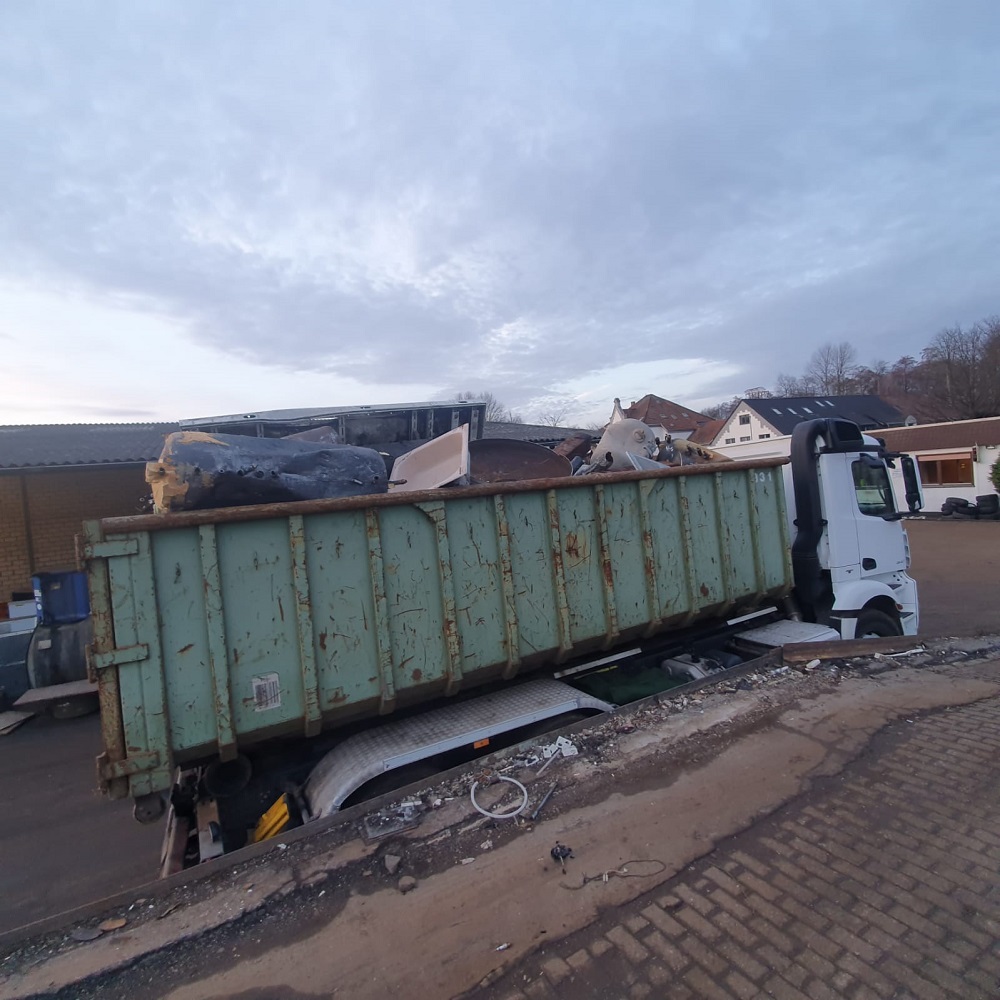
746,395,903,435
0,418,600,470
0,423,178,470
483,422,596,443
875,417,1000,452
624,394,711,432
180,400,486,427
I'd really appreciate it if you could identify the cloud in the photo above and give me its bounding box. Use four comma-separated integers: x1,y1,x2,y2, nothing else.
0,1,998,424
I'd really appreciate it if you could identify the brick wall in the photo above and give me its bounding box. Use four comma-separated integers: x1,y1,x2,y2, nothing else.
0,465,148,599
0,476,31,598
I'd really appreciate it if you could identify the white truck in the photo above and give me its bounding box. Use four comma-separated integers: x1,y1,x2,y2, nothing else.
81,415,922,867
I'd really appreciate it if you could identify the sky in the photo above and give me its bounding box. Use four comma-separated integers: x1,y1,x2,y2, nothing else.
1,1,998,427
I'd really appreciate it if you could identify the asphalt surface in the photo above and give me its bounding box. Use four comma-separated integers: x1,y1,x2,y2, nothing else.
0,712,162,936
903,518,1000,637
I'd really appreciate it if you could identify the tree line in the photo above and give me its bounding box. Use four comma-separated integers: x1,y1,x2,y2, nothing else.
703,315,1000,422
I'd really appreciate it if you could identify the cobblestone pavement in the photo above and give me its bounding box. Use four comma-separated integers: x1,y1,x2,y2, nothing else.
472,698,1000,1000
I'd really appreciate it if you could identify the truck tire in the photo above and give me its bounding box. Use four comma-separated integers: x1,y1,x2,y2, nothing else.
855,608,902,638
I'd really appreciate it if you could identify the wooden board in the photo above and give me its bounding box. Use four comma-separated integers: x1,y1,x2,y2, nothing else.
783,636,926,664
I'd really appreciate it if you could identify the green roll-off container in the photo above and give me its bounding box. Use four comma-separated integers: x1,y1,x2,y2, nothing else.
81,458,792,803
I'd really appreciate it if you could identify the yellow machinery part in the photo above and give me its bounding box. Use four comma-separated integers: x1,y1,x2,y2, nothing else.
251,792,291,843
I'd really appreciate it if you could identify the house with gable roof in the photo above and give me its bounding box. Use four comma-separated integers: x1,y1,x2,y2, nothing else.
710,395,905,455
622,394,715,441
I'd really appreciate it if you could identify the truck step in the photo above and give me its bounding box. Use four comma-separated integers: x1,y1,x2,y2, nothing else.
304,679,613,818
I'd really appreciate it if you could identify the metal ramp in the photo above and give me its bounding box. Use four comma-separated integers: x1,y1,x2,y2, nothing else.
304,679,613,817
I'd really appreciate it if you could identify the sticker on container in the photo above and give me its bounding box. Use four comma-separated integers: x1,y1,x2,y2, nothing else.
252,673,282,711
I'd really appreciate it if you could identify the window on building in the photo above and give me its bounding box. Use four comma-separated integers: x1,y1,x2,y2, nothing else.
758,434,771,439
739,435,751,442
918,454,974,486
738,414,751,425
851,458,896,517
724,437,736,445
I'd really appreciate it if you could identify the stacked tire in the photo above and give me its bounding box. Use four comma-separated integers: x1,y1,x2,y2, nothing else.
939,495,1000,519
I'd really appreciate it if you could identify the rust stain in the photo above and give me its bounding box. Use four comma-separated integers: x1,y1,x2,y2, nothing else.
700,583,710,597
412,668,423,682
565,532,580,559
602,560,615,588
177,643,194,654
319,631,328,651
331,688,348,704
277,596,285,622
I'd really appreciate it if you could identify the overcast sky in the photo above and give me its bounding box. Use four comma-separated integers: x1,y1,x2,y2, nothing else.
1,1,998,427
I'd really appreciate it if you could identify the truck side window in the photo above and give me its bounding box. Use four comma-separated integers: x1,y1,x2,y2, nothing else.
851,458,896,517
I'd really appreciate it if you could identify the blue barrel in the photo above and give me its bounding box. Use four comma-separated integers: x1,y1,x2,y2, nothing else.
32,571,91,625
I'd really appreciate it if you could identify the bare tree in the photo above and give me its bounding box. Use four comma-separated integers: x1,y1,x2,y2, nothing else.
536,403,574,427
701,397,741,420
766,317,1000,420
773,372,814,396
853,359,889,395
978,316,1000,414
921,324,995,419
455,390,522,423
890,356,919,395
804,342,859,395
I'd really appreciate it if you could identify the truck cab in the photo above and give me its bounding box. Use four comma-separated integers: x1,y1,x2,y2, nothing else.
785,418,921,638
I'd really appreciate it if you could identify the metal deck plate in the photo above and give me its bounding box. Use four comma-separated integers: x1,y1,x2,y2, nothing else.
735,619,840,647
304,679,612,817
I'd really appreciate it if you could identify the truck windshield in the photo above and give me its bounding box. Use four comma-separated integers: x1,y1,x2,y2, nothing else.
851,458,897,517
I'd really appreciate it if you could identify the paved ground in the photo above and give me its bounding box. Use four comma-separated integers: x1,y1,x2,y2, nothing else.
473,695,1000,1000
904,519,1000,637
0,712,162,936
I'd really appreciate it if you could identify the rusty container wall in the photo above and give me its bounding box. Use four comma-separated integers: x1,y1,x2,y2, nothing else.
82,459,792,801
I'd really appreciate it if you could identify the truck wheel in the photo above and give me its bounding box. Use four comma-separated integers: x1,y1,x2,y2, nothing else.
856,609,902,638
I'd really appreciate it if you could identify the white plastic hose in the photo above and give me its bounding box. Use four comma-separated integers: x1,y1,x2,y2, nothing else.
469,776,529,820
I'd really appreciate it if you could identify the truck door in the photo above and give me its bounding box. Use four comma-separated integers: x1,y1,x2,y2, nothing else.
815,452,861,571
849,454,907,576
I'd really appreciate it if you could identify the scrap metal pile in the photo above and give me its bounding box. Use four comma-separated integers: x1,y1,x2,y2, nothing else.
146,398,728,513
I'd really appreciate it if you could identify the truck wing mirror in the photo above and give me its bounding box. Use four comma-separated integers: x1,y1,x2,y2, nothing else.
900,455,923,512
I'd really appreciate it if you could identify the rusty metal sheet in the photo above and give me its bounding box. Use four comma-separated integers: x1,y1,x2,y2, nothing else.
469,438,572,483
